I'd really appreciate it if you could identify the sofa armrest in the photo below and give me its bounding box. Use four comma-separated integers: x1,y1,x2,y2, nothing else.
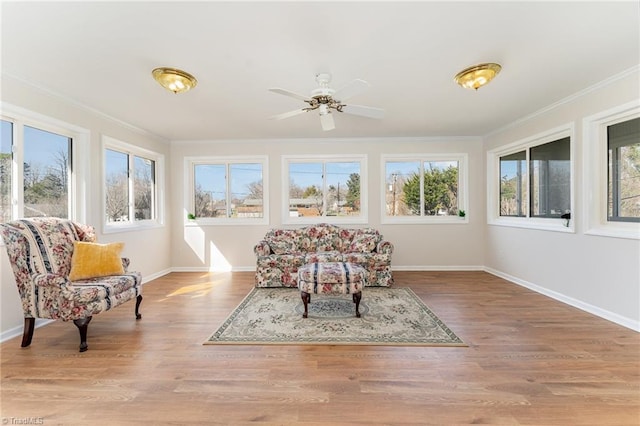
377,240,394,254
254,240,272,256
33,273,69,288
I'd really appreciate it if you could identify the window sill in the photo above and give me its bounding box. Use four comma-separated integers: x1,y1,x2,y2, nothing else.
585,224,640,240
488,217,574,234
186,218,269,226
382,216,469,225
103,221,164,234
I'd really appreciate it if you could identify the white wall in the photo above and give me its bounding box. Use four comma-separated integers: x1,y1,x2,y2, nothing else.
483,69,640,330
0,75,173,340
170,137,486,271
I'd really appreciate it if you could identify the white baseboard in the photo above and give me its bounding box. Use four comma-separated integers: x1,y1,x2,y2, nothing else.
392,265,484,271
0,318,54,345
484,266,640,332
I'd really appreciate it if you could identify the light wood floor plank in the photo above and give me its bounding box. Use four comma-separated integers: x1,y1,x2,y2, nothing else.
1,271,638,425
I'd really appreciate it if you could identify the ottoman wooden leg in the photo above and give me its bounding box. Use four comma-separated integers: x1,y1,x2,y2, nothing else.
353,292,362,318
301,291,311,318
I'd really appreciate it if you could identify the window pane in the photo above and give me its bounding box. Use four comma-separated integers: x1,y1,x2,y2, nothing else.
1,120,12,222
105,149,129,222
134,156,154,221
608,117,640,221
326,162,360,216
230,163,263,218
289,162,322,217
500,151,527,217
423,161,459,216
194,164,226,218
23,126,70,218
386,161,420,216
530,138,570,218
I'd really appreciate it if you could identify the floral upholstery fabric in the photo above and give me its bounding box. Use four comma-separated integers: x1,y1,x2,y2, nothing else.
0,217,142,322
298,262,366,295
255,223,393,288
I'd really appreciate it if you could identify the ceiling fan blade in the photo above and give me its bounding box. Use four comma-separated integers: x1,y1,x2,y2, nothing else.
333,79,370,102
269,108,308,120
341,104,385,120
268,88,311,102
320,113,335,131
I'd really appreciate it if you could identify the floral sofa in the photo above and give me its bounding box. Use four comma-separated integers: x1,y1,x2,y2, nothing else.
0,217,142,352
254,223,394,288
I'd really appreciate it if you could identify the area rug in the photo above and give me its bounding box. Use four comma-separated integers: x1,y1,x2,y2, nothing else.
204,287,465,346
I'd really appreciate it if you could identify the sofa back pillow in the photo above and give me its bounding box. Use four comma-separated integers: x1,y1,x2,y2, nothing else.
347,230,381,253
265,229,305,255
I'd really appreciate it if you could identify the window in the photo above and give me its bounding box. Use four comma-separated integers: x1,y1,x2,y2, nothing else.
1,120,12,223
488,124,574,232
583,102,639,239
607,117,639,222
187,156,268,225
283,155,366,224
382,154,467,223
103,136,163,230
1,108,86,224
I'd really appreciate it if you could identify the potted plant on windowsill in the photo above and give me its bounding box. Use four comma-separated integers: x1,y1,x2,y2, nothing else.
458,210,466,219
187,213,196,222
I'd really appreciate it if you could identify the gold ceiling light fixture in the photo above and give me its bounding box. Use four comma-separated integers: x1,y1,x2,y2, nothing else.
152,67,198,94
454,63,502,90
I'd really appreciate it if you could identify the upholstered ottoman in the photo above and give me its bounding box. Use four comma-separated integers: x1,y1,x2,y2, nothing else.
297,262,366,318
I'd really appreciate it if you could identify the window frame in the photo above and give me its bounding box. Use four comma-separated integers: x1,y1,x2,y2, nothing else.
583,101,640,239
185,155,269,226
487,123,575,233
282,154,368,225
1,103,89,224
381,153,468,225
102,135,164,233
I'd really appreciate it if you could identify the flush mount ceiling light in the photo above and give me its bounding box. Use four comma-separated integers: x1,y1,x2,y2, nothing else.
152,67,197,94
454,63,502,90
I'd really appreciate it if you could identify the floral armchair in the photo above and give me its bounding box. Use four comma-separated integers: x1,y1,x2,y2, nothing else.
0,217,142,352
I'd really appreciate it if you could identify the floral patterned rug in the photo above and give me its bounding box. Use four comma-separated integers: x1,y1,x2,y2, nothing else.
205,287,465,346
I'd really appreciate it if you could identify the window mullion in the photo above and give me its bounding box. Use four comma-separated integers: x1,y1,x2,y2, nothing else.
226,163,231,218
128,154,135,222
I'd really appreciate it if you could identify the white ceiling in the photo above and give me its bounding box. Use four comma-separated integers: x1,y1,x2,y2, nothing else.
2,1,638,141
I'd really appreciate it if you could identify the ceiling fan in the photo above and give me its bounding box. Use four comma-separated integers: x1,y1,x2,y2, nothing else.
268,73,384,131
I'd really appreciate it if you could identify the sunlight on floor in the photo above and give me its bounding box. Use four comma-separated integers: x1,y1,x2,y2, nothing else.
161,273,231,300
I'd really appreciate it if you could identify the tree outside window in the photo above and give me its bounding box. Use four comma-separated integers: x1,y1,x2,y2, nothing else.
105,148,156,223
608,117,640,222
287,160,361,218
385,159,460,217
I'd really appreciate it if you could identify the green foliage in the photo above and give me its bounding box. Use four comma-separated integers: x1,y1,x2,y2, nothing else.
403,166,458,215
303,185,320,198
345,173,360,208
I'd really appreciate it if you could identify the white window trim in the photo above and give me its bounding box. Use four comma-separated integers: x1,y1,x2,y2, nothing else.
282,154,368,225
1,102,89,224
487,123,575,233
185,155,269,226
102,135,165,233
583,100,640,240
381,153,469,225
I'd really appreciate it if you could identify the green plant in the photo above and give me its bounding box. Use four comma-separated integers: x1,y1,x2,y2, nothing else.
458,210,466,218
187,213,196,220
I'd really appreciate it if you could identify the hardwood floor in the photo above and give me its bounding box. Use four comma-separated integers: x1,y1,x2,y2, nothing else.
1,271,638,425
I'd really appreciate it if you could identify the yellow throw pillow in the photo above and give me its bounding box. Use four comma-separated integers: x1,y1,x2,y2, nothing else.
68,241,125,281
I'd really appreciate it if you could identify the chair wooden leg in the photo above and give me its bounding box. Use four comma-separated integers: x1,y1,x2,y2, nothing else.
73,316,92,352
21,317,35,348
301,291,310,318
135,294,143,319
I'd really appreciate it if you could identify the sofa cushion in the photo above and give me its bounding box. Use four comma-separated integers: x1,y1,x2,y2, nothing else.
347,233,379,253
265,229,299,254
69,241,125,281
